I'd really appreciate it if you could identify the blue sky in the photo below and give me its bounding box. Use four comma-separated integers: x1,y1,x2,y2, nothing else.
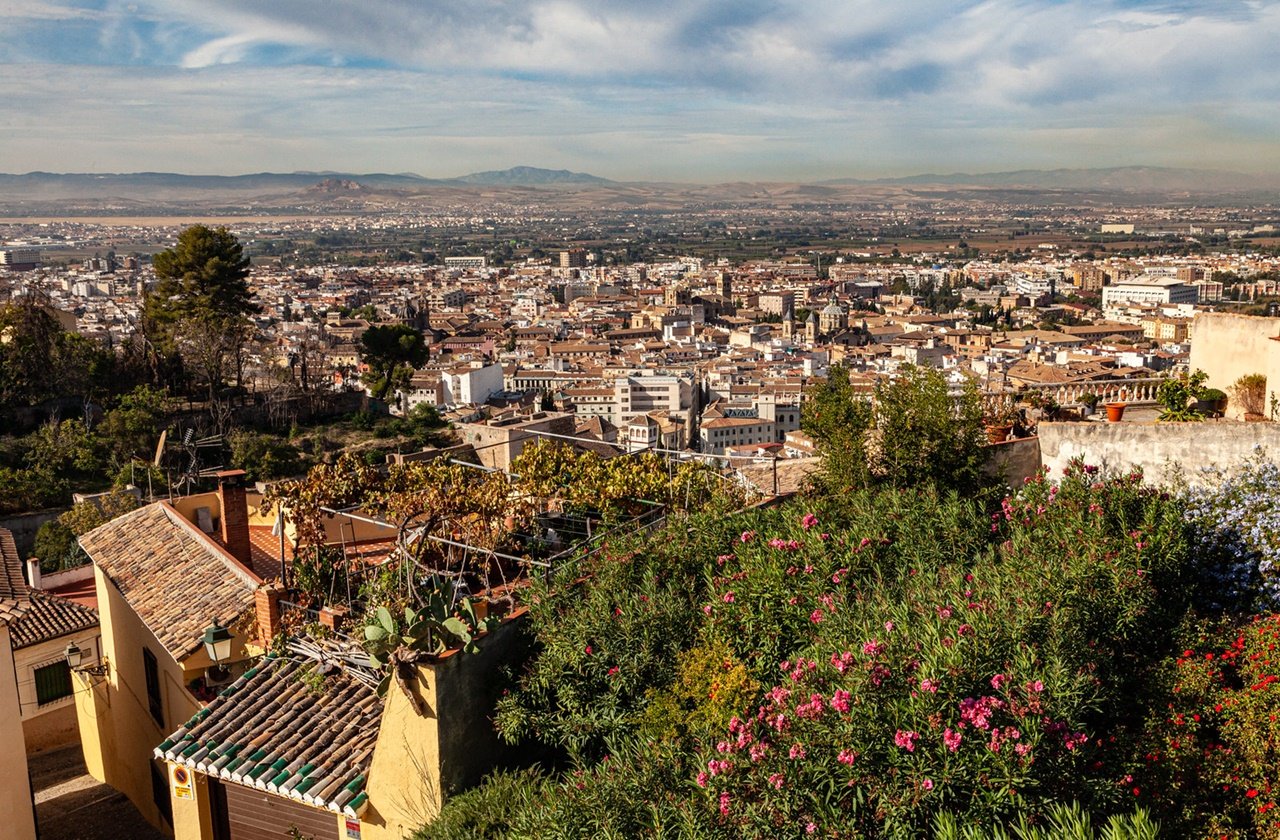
2,0,1278,180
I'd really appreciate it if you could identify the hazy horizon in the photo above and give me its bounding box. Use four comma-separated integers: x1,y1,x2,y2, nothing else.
4,1,1278,181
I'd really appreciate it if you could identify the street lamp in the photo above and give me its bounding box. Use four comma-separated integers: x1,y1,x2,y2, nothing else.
203,619,234,682
64,641,109,678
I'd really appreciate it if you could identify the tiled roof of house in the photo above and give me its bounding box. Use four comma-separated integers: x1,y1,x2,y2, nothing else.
79,503,261,660
0,528,30,624
10,589,98,649
155,655,382,818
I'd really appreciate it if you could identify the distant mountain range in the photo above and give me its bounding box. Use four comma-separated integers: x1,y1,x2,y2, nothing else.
454,166,612,186
823,166,1280,193
0,165,1277,214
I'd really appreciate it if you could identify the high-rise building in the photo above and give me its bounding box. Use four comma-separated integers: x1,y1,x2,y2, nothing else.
560,248,587,269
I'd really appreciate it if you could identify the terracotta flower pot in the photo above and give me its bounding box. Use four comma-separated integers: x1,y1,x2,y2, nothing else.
986,423,1013,444
1105,402,1126,423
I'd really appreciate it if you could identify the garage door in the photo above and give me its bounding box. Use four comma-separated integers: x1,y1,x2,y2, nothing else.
211,778,340,840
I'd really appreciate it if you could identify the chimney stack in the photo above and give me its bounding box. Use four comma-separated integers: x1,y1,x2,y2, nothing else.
215,469,253,567
26,557,41,590
254,585,282,647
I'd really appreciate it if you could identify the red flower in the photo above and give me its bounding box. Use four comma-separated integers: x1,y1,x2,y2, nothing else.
1248,789,1260,798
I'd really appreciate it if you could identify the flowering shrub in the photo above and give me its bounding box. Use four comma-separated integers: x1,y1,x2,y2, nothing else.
1183,452,1280,611
1137,615,1280,838
693,467,1196,835
450,460,1280,840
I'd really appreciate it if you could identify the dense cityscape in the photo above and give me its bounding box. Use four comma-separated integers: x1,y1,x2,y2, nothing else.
6,0,1280,838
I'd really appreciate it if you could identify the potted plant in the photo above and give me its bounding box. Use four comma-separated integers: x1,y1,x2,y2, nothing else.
1196,387,1227,417
1156,370,1207,422
1079,392,1100,417
982,396,1015,443
1233,373,1267,420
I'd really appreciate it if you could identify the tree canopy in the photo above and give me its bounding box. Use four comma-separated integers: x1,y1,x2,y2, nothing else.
142,225,259,400
359,324,428,399
144,225,257,329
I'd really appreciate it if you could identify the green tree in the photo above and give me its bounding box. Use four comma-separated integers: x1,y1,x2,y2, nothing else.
872,364,987,492
0,296,114,413
801,363,873,493
142,225,259,398
359,324,428,399
228,430,302,481
99,385,169,470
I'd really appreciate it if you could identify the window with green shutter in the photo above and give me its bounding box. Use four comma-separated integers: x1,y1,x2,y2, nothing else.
34,661,72,706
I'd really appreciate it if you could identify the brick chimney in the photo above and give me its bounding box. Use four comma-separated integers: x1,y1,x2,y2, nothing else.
254,585,282,647
215,469,253,567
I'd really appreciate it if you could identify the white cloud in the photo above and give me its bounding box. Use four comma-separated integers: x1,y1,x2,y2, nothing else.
2,1,1280,176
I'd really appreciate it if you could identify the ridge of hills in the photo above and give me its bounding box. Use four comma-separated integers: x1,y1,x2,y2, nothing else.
1,165,1278,214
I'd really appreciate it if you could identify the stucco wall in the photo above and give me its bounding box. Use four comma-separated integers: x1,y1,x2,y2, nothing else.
361,613,529,840
984,437,1042,488
78,568,204,837
1038,421,1280,484
17,629,101,752
0,509,66,557
0,625,38,840
1189,312,1280,419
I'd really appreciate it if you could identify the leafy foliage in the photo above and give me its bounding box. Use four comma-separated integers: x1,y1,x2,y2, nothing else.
802,363,989,496
427,460,1277,839
359,324,428,399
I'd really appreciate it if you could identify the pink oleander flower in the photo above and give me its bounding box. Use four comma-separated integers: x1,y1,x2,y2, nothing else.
936,605,953,620
584,645,593,655
740,530,756,543
716,553,734,565
801,512,819,530
810,609,825,624
830,689,851,713
768,772,785,790
884,620,895,632
607,666,619,677
921,778,934,791
749,742,768,762
991,673,1007,690
920,678,939,693
1015,742,1032,757
696,771,708,787
806,822,817,834
943,727,962,752
957,623,973,636
894,730,919,752
837,749,857,765
1029,680,1044,693
862,639,884,657
723,591,736,603
703,604,713,615
789,743,807,760
719,791,731,816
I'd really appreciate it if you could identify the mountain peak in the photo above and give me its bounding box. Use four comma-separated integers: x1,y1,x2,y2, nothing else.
455,166,610,186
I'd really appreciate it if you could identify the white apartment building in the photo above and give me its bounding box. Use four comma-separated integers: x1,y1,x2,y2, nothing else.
1101,275,1200,307
700,416,777,456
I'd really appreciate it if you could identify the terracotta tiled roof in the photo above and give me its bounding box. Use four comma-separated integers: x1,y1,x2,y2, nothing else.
155,655,382,817
10,589,98,649
79,503,260,660
0,528,30,624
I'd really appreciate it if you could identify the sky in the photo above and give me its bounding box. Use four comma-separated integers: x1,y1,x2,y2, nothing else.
2,0,1279,181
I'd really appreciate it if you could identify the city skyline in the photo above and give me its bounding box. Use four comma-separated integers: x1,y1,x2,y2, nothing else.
3,0,1279,181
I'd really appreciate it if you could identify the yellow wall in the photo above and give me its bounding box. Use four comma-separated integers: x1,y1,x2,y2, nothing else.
0,624,37,840
1189,312,1280,419
165,761,214,840
77,568,206,836
360,616,525,838
16,629,100,753
361,664,443,839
